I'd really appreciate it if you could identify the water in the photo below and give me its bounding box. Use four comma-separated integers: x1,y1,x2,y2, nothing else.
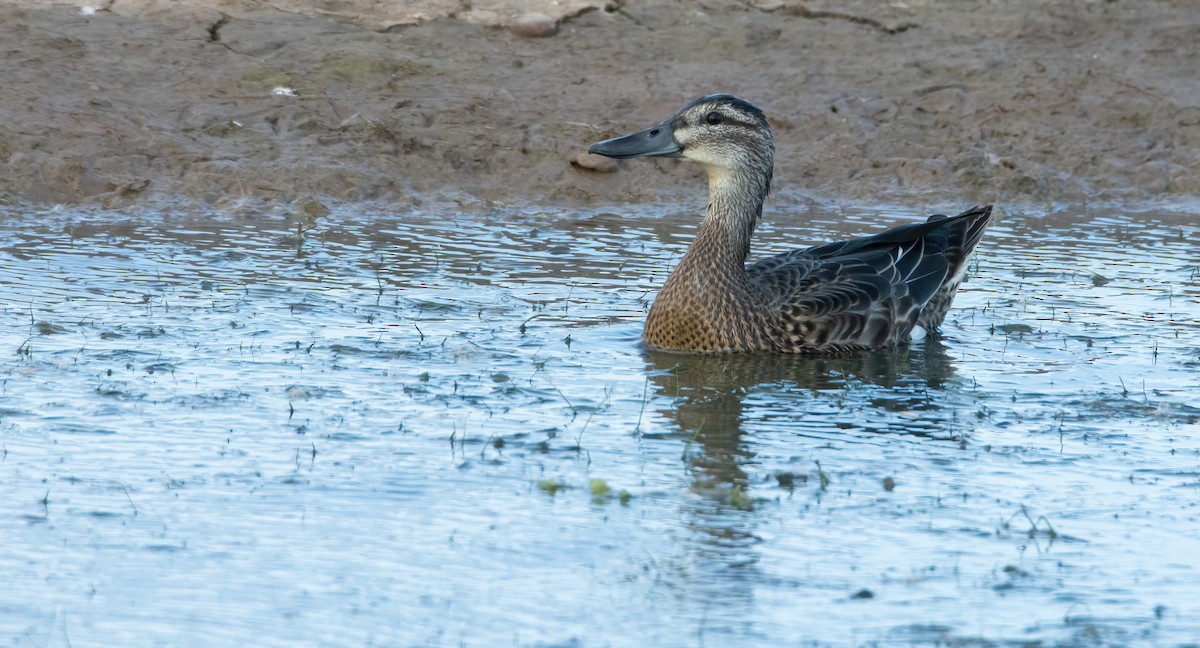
0,198,1197,647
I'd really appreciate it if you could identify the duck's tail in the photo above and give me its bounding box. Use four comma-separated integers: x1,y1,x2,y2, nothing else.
916,205,993,330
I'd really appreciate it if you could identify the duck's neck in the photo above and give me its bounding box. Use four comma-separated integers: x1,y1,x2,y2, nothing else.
679,167,769,271
645,163,774,352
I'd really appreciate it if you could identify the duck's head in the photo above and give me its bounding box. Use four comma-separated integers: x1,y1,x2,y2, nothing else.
588,94,774,186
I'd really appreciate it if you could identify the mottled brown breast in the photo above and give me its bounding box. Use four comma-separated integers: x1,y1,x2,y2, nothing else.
643,268,777,353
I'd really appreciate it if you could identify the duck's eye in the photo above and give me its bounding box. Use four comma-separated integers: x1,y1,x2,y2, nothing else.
705,112,723,125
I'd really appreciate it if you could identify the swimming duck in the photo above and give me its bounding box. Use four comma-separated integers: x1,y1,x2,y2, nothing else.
588,94,992,353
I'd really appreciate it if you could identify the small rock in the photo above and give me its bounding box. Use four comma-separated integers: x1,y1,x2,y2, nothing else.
572,151,617,173
882,477,896,492
997,323,1035,335
509,13,559,38
1002,564,1030,578
35,321,67,335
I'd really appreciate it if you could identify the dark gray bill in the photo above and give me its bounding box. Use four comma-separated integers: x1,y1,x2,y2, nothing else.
588,121,681,159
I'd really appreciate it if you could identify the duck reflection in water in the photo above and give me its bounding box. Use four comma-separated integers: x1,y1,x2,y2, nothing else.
633,341,960,608
645,340,959,496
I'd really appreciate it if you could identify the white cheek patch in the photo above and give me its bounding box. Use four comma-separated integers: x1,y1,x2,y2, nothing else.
676,123,743,178
680,135,733,166
673,124,695,148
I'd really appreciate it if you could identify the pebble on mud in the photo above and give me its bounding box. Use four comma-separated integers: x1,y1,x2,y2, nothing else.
509,13,559,38
572,151,618,173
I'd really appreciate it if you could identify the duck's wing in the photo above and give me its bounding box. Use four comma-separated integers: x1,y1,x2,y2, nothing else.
747,206,992,350
747,244,945,350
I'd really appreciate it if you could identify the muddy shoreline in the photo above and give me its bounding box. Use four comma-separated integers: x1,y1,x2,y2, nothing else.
1,0,1198,210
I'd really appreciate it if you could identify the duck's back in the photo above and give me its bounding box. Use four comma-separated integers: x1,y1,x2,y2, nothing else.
747,205,993,351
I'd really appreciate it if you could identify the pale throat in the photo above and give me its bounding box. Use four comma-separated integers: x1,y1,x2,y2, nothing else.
704,164,736,188
694,163,763,254
703,165,757,211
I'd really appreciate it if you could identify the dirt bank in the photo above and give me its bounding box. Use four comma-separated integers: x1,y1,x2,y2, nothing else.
1,0,1197,210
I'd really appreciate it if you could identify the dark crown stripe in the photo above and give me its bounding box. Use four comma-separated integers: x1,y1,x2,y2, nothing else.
681,94,769,128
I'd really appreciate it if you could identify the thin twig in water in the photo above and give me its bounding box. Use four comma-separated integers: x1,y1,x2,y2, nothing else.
1006,504,1059,540
119,483,138,517
575,385,613,448
563,282,575,317
554,385,577,416
681,418,706,461
1019,505,1059,539
575,411,593,449
634,378,650,435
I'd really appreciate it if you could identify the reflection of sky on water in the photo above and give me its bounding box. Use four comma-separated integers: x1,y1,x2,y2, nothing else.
0,201,1196,646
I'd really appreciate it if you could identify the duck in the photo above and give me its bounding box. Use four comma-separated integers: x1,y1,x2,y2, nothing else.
588,94,993,353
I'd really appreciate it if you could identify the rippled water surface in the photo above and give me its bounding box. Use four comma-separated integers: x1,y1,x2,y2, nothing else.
1,198,1197,647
